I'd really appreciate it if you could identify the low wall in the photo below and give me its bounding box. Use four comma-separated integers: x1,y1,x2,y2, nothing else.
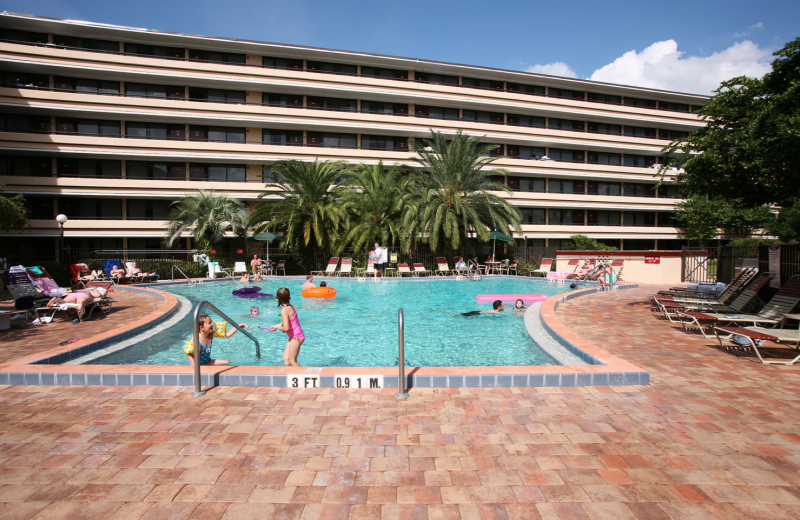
555,250,683,285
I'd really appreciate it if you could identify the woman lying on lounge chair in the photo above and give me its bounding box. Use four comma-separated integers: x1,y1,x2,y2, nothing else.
47,287,107,315
126,262,157,279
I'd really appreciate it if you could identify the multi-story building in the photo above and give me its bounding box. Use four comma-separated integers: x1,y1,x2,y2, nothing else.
0,12,707,259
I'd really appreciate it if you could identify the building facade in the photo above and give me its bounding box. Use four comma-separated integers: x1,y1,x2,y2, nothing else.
0,12,707,259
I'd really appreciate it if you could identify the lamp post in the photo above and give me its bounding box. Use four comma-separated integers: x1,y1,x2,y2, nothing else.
56,214,68,263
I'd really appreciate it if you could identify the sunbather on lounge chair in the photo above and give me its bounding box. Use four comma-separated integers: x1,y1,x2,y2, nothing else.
47,287,107,315
109,265,126,278
127,262,157,279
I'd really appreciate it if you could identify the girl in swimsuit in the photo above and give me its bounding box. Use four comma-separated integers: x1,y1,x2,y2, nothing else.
268,287,305,367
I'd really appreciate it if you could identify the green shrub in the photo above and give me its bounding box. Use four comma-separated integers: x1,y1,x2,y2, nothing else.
560,235,618,251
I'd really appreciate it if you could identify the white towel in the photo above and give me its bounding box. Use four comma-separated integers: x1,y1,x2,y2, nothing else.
58,303,79,311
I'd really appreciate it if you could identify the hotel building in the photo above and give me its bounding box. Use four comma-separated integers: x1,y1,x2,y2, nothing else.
0,12,708,259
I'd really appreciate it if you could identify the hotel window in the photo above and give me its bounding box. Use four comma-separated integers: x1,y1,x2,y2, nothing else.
124,43,184,59
57,158,121,179
520,208,546,224
549,179,585,194
125,82,182,99
189,126,245,143
262,93,303,107
188,49,245,64
307,132,357,148
506,114,545,128
0,155,51,176
623,211,656,227
587,152,621,165
482,144,504,156
414,105,459,120
23,196,54,220
549,118,585,132
53,76,120,95
623,126,657,138
262,130,303,146
461,77,504,90
52,35,118,52
127,161,185,180
306,97,356,111
189,164,246,182
658,129,690,140
624,155,656,168
506,83,545,96
587,92,621,105
692,105,704,113
506,145,546,159
548,148,584,163
549,209,584,225
361,66,408,80
1,72,49,89
127,122,185,140
56,118,120,136
127,199,173,220
623,183,656,197
587,210,621,226
58,197,122,219
587,122,621,135
0,113,50,133
361,101,408,115
262,57,303,69
657,212,679,226
306,61,357,75
548,88,585,100
659,101,689,112
587,181,621,196
188,87,245,104
0,29,47,45
658,184,681,198
509,177,546,193
361,135,408,151
414,72,459,86
624,97,657,109
462,110,503,124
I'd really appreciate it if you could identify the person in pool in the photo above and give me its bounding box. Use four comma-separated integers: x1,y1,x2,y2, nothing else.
241,306,260,318
514,299,525,311
460,300,504,316
302,275,316,290
183,314,248,366
267,287,305,367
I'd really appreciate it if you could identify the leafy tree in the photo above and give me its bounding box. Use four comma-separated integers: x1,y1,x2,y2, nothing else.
163,190,246,248
765,198,800,241
0,184,27,232
339,161,415,253
248,159,348,252
722,204,773,239
560,234,617,251
674,195,729,246
662,37,800,207
408,130,521,251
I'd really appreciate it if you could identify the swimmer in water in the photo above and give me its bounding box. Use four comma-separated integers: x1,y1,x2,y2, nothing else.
460,300,504,316
514,299,525,310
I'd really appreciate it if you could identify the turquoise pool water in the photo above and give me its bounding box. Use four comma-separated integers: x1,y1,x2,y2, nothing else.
88,277,572,367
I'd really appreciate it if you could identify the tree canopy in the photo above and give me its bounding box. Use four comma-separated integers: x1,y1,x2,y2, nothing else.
662,37,800,207
0,184,27,232
163,190,246,248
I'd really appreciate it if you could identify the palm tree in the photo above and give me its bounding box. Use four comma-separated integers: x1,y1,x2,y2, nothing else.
339,161,416,253
163,190,246,248
248,159,349,252
409,130,521,251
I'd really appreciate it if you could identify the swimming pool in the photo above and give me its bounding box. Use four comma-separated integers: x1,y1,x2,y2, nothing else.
87,277,573,367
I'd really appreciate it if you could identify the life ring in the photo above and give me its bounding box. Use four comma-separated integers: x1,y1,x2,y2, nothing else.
302,287,337,298
197,253,210,266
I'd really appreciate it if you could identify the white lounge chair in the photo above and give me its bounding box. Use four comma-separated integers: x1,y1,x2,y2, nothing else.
397,264,415,277
336,258,354,277
435,258,452,276
413,263,430,276
311,258,339,277
233,262,247,276
531,258,553,277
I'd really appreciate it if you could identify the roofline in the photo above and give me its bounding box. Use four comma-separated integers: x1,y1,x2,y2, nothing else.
0,11,710,101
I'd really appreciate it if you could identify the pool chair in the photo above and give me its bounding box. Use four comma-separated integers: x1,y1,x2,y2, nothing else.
501,260,519,276
275,259,286,276
435,258,453,276
359,259,375,277
712,325,800,365
397,264,415,277
610,259,625,281
336,258,354,277
34,282,114,324
655,273,772,323
125,261,158,283
7,265,68,310
233,262,247,276
530,258,554,277
413,263,431,276
656,267,759,306
102,260,132,284
311,258,339,277
561,259,580,278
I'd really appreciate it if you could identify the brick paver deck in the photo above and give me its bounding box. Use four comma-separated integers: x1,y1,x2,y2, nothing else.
1,285,799,519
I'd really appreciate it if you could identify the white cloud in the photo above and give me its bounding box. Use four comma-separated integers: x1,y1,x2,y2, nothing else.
588,39,773,94
525,62,578,78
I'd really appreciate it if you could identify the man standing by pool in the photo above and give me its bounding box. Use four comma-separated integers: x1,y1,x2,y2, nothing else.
374,242,387,277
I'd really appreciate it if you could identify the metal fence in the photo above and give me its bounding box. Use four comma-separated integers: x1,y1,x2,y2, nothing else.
681,245,761,284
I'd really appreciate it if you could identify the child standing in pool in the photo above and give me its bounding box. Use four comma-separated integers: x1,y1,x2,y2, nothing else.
268,287,305,367
184,314,248,366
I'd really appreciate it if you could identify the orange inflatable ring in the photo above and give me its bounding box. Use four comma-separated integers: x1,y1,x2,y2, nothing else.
302,287,337,298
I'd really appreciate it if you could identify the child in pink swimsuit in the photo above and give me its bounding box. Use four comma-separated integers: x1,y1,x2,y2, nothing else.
268,287,305,367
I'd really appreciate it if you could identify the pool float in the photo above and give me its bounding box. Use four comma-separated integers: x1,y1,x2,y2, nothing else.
302,287,337,298
232,286,273,299
475,293,549,302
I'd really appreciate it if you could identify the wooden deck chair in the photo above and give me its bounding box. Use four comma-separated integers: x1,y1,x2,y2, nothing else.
275,259,286,276
336,258,354,277
311,258,339,277
435,258,452,276
712,325,800,365
531,258,554,277
413,263,430,276
233,262,247,276
397,264,415,277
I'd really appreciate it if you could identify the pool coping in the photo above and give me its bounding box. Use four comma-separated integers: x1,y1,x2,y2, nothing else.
0,277,648,388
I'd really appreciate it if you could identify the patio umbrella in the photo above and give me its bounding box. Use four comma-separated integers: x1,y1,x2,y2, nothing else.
489,231,514,258
251,231,286,264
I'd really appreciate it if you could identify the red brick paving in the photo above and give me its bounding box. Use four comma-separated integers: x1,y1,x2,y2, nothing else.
0,285,799,519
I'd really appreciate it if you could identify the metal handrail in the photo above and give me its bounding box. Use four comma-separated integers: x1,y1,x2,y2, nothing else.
191,300,260,396
171,264,192,283
215,265,235,281
396,308,408,399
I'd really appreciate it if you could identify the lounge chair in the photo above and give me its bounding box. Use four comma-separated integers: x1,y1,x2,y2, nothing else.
7,266,70,311
413,263,430,276
565,259,595,280
655,274,772,324
69,263,106,289
311,258,339,277
712,325,800,365
397,264,415,277
102,260,132,284
435,258,452,276
361,259,375,277
34,281,114,324
531,258,554,277
336,258,354,277
453,257,472,275
125,261,158,283
233,262,247,276
275,259,286,276
610,259,624,281
561,259,580,278
656,267,759,305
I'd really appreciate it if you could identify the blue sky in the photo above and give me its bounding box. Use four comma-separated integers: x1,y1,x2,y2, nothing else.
1,0,797,94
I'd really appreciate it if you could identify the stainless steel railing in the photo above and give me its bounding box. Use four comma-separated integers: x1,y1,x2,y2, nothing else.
396,308,409,399
171,264,194,283
191,300,261,396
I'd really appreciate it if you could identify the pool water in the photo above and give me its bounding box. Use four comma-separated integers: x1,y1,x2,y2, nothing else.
89,277,571,367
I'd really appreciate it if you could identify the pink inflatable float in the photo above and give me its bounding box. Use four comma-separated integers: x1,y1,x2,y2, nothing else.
475,293,549,302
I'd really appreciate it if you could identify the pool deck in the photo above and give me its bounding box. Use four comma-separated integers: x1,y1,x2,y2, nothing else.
1,285,799,520
0,277,648,388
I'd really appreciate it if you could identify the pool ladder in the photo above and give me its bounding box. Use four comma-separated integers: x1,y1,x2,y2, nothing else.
191,300,260,396
172,265,201,284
